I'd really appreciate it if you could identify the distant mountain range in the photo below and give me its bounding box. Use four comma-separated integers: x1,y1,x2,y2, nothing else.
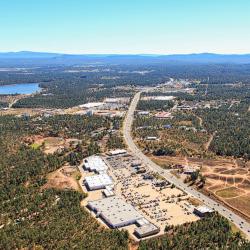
1,51,250,65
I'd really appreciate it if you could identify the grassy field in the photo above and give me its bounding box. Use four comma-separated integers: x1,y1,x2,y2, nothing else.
215,187,245,199
31,142,41,149
227,194,250,218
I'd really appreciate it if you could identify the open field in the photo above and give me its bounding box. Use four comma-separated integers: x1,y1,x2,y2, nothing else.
215,187,245,199
33,136,65,154
29,136,81,154
0,107,42,116
150,154,250,220
226,195,250,218
43,165,80,191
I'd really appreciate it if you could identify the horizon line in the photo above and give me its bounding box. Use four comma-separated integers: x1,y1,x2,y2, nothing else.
1,51,250,56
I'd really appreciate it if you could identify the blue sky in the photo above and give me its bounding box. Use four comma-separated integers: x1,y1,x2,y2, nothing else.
0,0,250,54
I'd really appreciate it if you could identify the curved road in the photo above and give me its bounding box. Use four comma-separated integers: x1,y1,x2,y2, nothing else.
123,92,250,239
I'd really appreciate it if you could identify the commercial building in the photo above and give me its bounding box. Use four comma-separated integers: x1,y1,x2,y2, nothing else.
88,196,144,228
183,168,197,175
104,97,130,104
146,136,158,141
102,188,115,197
85,174,113,190
136,218,150,227
134,223,160,238
141,96,175,101
138,111,149,116
84,156,108,173
194,206,213,217
108,149,127,156
79,102,105,109
155,112,173,119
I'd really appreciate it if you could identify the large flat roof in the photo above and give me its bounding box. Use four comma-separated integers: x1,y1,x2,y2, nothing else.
85,174,113,189
88,196,143,227
109,149,127,156
84,155,108,173
195,205,213,213
79,102,104,109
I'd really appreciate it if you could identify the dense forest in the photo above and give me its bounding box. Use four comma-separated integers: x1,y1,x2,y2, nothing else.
0,115,129,249
0,63,250,108
137,100,174,111
139,214,250,249
196,104,250,159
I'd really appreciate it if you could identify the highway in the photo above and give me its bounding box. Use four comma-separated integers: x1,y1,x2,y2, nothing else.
123,91,250,239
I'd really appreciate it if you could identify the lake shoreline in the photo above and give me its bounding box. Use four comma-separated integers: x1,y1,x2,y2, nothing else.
0,83,41,95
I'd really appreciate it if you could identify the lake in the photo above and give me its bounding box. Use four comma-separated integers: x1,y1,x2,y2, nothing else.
0,83,41,95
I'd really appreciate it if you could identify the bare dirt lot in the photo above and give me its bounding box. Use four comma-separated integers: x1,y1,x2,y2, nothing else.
0,107,42,116
150,155,250,220
43,165,80,191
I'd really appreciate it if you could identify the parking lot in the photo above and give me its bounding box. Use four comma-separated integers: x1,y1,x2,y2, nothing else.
105,154,198,234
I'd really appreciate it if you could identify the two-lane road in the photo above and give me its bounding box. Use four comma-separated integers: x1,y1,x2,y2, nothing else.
123,92,250,239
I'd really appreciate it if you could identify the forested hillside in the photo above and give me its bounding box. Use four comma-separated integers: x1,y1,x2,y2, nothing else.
0,115,129,249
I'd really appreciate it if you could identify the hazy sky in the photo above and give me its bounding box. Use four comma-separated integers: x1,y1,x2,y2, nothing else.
1,0,250,54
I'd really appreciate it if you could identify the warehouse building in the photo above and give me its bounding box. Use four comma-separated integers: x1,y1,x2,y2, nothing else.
79,102,105,109
194,206,213,217
85,174,113,190
84,155,108,173
108,149,127,156
88,196,144,228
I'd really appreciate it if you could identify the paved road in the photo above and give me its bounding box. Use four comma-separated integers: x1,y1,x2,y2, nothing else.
123,92,250,239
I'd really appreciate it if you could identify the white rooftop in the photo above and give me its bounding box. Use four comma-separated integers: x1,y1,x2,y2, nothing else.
88,196,144,228
104,98,120,103
196,205,213,213
136,218,150,226
142,96,175,101
103,189,115,197
85,174,113,190
138,111,149,115
152,96,175,101
109,149,127,156
84,155,108,173
79,102,104,109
